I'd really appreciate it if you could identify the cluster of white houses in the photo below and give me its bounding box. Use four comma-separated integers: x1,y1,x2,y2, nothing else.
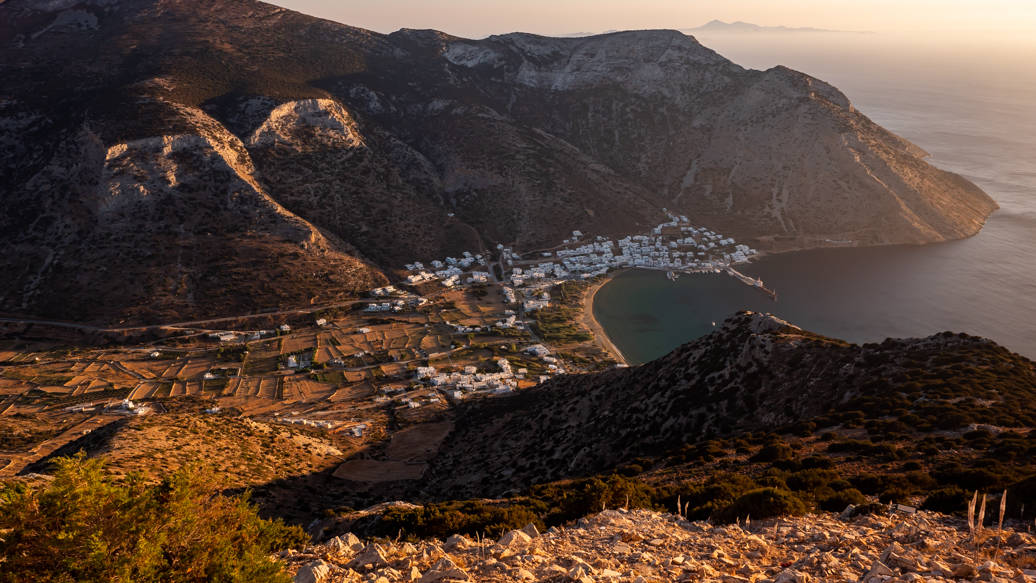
391,214,756,312
364,296,429,313
404,251,492,288
413,343,566,399
405,251,485,273
415,358,521,397
513,216,757,288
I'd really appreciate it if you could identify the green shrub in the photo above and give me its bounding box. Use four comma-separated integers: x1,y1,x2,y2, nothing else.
878,488,913,504
750,443,793,463
921,487,969,514
659,473,759,520
932,465,1011,491
845,502,887,518
0,454,305,583
755,474,789,490
1004,475,1036,520
799,456,835,469
818,488,867,512
377,500,546,540
712,488,807,523
530,474,658,524
786,469,840,493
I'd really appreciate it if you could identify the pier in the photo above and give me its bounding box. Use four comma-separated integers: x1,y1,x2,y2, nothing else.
652,265,778,301
725,267,778,301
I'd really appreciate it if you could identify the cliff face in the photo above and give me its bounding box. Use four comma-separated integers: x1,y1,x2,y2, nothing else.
0,0,997,323
435,32,995,249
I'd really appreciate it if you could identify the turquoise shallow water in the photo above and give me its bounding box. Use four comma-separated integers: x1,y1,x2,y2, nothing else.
593,34,1036,365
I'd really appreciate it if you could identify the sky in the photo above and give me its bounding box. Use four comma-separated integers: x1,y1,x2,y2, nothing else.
268,0,1036,39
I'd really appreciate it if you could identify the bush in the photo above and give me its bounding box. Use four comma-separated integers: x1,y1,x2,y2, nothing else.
659,473,759,521
932,465,1011,491
750,443,794,463
921,487,969,514
799,456,835,470
1007,475,1036,520
878,488,913,504
712,488,807,523
818,488,867,512
377,499,546,540
786,469,840,493
530,474,658,524
845,502,887,518
0,454,305,583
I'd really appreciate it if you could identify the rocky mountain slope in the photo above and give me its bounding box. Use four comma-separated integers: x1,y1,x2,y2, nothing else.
0,0,997,323
284,508,1036,583
417,312,1035,499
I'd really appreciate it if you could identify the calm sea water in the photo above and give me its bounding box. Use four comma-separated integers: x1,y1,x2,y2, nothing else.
594,33,1036,364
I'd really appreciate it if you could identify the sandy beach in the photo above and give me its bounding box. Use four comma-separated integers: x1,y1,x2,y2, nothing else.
580,271,629,366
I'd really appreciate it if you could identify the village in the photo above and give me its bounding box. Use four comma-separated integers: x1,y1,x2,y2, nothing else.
398,209,761,326
0,214,760,480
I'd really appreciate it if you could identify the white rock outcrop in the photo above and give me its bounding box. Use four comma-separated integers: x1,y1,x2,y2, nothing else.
284,509,1036,582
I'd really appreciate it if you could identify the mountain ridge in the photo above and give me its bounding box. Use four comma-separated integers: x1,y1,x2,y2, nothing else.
0,0,997,324
413,311,1034,499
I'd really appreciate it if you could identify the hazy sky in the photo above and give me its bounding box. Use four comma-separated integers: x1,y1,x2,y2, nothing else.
269,0,1036,39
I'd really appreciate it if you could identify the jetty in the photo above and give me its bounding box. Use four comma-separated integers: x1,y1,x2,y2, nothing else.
725,267,778,301
653,264,778,301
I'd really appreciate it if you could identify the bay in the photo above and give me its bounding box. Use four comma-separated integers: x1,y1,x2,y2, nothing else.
593,32,1036,364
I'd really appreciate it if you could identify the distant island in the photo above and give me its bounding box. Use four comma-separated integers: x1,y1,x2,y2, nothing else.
685,19,871,34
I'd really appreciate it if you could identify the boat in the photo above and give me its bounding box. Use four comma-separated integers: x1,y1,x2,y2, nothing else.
666,271,680,282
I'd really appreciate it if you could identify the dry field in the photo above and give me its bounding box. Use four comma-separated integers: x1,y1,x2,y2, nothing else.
0,285,597,488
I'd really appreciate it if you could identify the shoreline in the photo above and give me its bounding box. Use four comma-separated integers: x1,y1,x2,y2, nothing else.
580,270,630,367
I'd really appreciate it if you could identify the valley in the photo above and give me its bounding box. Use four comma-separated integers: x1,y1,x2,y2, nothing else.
0,208,773,487
0,262,617,485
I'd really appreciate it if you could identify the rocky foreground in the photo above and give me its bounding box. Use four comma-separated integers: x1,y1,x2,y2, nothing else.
282,508,1036,583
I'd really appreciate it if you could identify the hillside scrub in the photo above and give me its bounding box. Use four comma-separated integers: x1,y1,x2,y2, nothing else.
0,454,306,583
712,487,809,523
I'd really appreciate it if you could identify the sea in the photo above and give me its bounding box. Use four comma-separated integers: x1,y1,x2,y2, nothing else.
593,32,1036,364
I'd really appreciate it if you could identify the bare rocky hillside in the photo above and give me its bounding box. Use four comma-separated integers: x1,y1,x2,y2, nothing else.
0,0,996,323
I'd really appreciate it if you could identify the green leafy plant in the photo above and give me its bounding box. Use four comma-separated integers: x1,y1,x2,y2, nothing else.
0,453,306,583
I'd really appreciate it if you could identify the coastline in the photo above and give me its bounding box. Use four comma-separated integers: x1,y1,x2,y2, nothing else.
580,270,630,367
